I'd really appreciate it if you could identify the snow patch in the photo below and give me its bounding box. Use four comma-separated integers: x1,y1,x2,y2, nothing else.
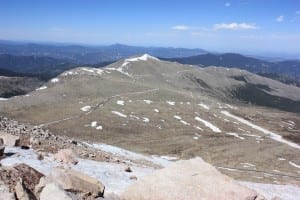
166,101,176,106
51,78,59,83
112,111,127,118
117,100,125,106
0,147,152,194
198,103,210,110
91,121,97,127
174,115,182,120
142,117,150,123
81,68,103,75
143,100,152,104
81,106,91,112
226,132,245,140
154,109,159,113
240,181,300,200
125,54,159,62
36,86,47,91
194,116,221,133
289,161,300,169
180,120,190,126
221,111,300,150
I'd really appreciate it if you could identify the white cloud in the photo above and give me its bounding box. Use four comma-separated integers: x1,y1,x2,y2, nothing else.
276,15,284,22
225,2,231,7
172,25,190,31
213,23,258,30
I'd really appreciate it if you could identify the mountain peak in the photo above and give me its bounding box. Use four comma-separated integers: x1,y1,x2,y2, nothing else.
125,54,159,62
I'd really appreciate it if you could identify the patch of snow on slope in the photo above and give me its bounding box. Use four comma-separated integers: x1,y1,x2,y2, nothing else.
198,103,210,110
81,68,103,75
194,126,203,131
112,111,127,118
289,161,300,169
91,121,97,127
83,142,172,167
51,78,59,83
142,117,150,122
226,132,245,140
0,98,8,101
117,100,125,106
180,120,190,126
62,71,78,76
125,54,159,62
240,181,300,200
221,111,300,150
144,100,152,104
194,116,221,133
154,109,159,113
36,86,47,91
0,147,152,194
174,115,182,120
166,101,176,106
80,106,91,112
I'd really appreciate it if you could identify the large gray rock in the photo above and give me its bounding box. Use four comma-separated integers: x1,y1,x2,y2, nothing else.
0,131,20,146
54,149,78,165
47,167,105,198
122,157,265,200
40,183,72,200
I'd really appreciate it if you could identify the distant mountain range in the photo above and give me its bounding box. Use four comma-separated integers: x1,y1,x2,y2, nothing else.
163,53,300,86
0,41,299,87
0,41,207,64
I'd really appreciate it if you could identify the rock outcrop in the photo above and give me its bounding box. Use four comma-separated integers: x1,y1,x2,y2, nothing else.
46,167,105,198
54,148,79,165
40,183,72,200
122,157,265,200
0,131,20,146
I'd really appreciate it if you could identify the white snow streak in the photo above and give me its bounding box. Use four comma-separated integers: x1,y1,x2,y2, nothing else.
36,86,47,90
51,78,59,83
166,101,176,106
198,103,210,110
226,132,245,140
117,100,125,106
143,100,152,104
289,161,300,169
80,106,91,112
194,116,221,133
221,111,300,150
112,111,127,118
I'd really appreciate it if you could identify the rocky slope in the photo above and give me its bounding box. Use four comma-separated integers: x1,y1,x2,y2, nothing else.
1,118,300,199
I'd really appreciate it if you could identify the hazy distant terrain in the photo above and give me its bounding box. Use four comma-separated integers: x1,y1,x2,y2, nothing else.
0,41,207,64
163,53,300,86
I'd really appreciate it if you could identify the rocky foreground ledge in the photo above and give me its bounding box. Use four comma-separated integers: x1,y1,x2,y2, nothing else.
0,117,299,200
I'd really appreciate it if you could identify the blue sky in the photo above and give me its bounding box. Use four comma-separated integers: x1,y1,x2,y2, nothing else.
0,0,300,56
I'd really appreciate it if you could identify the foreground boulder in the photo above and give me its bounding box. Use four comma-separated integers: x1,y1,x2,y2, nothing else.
0,131,20,146
40,183,72,200
54,148,78,165
122,157,265,200
46,167,105,197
